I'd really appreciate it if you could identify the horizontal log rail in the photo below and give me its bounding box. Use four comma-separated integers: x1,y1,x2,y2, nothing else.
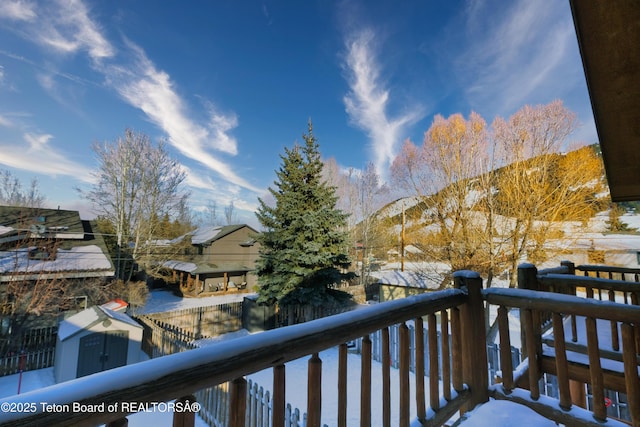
484,288,640,323
0,288,469,427
577,264,640,278
484,287,640,426
538,274,640,294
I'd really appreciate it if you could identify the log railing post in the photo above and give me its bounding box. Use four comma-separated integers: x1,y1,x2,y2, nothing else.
229,377,246,427
338,344,347,427
381,328,391,427
106,418,128,427
518,264,542,365
307,353,322,427
453,270,488,412
273,364,285,427
172,394,197,427
361,335,372,427
399,323,410,427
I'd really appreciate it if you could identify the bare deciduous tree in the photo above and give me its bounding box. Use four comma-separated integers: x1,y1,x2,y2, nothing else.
79,129,190,278
0,170,45,208
224,201,237,225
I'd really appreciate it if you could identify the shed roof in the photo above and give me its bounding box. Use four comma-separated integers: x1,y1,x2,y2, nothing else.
58,306,141,341
372,270,445,290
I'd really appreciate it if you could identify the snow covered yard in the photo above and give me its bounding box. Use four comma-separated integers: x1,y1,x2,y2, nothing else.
0,358,210,427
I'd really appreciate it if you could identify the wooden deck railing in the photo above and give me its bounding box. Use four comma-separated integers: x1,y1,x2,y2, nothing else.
0,273,486,427
2,263,638,427
485,262,640,427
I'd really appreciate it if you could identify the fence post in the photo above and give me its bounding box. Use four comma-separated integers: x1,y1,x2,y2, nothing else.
453,270,488,412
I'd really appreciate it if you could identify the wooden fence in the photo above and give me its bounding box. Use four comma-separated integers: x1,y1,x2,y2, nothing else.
142,302,243,338
134,316,197,358
0,326,57,376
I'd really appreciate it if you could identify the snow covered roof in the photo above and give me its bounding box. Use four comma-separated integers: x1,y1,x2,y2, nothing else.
161,259,251,274
188,224,257,246
0,206,85,240
162,260,198,273
0,245,113,279
372,270,445,290
547,233,640,251
58,306,141,341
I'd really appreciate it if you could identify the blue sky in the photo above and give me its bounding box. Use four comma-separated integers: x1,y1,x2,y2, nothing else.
0,0,596,227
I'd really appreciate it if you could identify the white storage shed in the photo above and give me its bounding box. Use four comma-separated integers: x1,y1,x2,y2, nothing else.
54,306,143,383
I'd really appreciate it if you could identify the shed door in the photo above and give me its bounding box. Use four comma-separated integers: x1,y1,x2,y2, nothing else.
77,330,129,378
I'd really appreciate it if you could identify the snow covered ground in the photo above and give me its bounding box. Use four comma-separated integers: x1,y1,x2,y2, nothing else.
0,363,209,427
131,288,253,315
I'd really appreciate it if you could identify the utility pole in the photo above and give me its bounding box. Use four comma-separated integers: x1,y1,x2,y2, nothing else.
401,202,405,272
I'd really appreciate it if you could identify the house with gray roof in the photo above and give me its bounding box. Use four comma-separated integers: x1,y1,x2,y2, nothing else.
0,206,114,284
161,224,260,296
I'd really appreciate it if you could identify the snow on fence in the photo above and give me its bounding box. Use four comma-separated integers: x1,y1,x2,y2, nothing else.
142,302,243,338
0,326,57,376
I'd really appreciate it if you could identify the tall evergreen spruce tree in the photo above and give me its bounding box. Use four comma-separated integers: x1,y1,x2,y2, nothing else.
255,122,353,306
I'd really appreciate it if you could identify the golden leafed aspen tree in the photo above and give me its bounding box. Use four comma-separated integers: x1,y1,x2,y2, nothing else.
391,101,605,287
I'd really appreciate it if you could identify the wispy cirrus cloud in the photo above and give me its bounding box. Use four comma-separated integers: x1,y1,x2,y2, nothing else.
103,40,259,192
0,132,93,181
457,0,578,116
0,0,261,195
342,29,424,180
0,0,37,21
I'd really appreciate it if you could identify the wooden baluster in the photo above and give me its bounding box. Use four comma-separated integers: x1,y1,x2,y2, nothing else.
632,293,640,354
382,328,391,427
585,317,606,422
428,314,439,412
415,317,426,421
307,353,322,427
497,306,513,392
621,323,640,426
399,322,410,427
451,307,463,393
273,364,285,427
441,309,451,401
523,309,540,400
338,344,348,427
229,378,247,427
609,290,620,351
454,271,488,411
551,313,571,411
361,335,372,427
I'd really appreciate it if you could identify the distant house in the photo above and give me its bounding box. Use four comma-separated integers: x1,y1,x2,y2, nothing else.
546,233,640,268
162,224,260,296
372,269,449,302
0,206,114,286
